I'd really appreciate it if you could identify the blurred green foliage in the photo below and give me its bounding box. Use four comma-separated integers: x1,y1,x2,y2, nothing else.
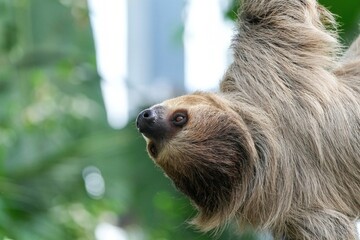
225,0,360,44
0,0,358,239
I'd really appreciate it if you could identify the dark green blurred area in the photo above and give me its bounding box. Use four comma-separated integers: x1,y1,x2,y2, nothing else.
0,0,358,239
226,0,360,44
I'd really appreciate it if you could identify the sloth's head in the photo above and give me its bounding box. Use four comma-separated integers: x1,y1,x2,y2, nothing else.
136,92,256,230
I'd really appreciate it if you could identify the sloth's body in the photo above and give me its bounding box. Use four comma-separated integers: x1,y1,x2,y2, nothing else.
136,0,360,239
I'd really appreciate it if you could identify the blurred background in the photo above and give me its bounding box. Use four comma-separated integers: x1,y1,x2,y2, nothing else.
0,0,359,239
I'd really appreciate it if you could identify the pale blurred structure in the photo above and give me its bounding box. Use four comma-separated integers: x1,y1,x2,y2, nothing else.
87,0,129,129
184,0,233,92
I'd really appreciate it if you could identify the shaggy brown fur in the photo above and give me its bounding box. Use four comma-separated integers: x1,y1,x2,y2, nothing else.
136,0,360,239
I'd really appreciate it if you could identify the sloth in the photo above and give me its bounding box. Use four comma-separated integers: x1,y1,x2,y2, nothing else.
136,0,360,239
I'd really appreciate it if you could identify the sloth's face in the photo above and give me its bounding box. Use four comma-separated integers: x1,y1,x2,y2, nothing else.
136,92,253,218
137,93,228,161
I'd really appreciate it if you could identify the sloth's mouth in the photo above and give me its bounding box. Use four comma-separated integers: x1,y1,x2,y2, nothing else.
148,141,158,158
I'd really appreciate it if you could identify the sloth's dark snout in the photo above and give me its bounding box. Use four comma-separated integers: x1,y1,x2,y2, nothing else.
136,106,168,140
137,109,156,128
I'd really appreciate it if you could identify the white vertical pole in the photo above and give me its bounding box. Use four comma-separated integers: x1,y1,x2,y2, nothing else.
184,0,233,92
87,0,129,129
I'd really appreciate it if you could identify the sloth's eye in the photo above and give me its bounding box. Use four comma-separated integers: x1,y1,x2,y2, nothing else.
172,112,188,127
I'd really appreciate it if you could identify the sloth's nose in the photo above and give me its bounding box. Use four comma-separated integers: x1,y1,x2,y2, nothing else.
136,109,156,125
136,106,167,140
137,109,156,129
